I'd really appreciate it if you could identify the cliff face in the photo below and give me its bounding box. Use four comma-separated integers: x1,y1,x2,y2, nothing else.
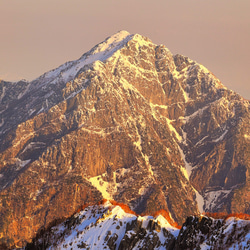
0,31,249,248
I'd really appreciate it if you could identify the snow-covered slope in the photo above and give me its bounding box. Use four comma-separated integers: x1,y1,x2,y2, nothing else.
25,202,250,250
26,201,179,250
175,215,250,249
32,31,132,88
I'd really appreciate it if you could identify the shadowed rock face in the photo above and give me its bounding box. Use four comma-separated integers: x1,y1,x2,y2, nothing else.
0,31,249,247
174,215,250,249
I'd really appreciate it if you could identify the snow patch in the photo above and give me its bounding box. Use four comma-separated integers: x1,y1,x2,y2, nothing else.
133,133,142,151
132,33,154,48
138,186,149,196
28,108,36,116
30,189,43,201
21,142,46,155
244,134,250,140
53,202,138,250
200,242,212,250
79,127,112,137
178,146,192,179
0,118,4,127
212,129,228,143
119,77,140,94
178,146,205,213
0,86,6,102
193,188,204,213
33,31,132,87
150,103,169,110
88,175,113,200
180,166,189,181
155,215,180,238
194,136,209,147
165,117,182,142
15,159,31,170
150,104,182,142
17,83,31,99
144,154,154,176
183,105,209,123
204,189,232,211
199,64,210,75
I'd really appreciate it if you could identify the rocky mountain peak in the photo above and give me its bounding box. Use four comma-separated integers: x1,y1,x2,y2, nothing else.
0,31,249,248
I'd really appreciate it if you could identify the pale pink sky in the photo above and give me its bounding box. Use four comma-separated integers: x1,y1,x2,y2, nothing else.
0,0,249,99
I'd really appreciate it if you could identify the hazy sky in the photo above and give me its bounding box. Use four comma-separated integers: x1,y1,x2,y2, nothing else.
0,0,249,99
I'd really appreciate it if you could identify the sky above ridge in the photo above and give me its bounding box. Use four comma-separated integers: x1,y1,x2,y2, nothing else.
0,0,249,99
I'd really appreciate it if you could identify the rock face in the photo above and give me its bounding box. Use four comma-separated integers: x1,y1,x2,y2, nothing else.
0,30,250,247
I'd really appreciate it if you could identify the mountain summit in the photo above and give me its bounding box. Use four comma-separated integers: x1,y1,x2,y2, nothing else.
0,31,249,248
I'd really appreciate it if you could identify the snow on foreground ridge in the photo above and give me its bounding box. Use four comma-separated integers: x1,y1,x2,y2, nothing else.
29,201,180,250
25,201,250,250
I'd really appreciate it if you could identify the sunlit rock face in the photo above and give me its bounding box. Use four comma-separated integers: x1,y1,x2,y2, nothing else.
0,30,249,248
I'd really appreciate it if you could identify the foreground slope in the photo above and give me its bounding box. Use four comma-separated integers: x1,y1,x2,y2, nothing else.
25,202,250,250
26,201,179,250
0,31,249,247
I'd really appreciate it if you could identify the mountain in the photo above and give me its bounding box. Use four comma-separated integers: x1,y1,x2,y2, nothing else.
25,201,250,250
0,30,249,248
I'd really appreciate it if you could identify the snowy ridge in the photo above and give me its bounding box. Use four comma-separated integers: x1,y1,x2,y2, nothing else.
26,202,250,249
31,201,180,250
32,31,133,87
